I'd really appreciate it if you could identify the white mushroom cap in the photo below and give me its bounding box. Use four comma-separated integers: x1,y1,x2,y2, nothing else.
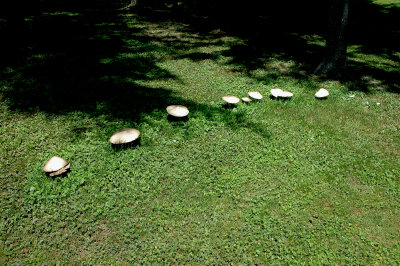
248,91,263,100
241,97,252,103
43,156,70,173
222,96,240,104
109,128,141,144
280,91,293,98
315,88,329,98
166,105,189,117
270,88,283,98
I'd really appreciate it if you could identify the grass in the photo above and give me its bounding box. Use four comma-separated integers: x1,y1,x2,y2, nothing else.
1,0,400,264
374,0,400,6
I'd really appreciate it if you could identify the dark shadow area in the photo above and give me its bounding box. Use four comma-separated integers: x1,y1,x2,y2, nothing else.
0,0,266,137
343,0,400,93
0,0,399,130
0,1,276,137
0,1,244,132
0,0,175,117
222,103,239,109
167,115,189,122
131,0,400,93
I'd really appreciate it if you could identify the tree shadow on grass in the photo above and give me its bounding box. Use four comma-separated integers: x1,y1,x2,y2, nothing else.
0,0,271,138
132,0,400,93
1,0,398,134
342,0,400,93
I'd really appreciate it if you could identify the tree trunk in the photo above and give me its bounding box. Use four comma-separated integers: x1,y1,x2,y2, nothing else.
314,0,349,78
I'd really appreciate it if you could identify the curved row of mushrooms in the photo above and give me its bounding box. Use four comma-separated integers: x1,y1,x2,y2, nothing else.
43,88,329,177
222,88,329,106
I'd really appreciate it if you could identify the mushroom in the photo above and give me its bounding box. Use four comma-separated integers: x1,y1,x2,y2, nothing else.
315,88,329,99
248,91,263,100
222,96,240,105
222,96,240,108
280,91,293,99
241,97,252,103
166,105,189,121
166,105,189,118
109,128,141,148
270,88,283,98
43,156,70,177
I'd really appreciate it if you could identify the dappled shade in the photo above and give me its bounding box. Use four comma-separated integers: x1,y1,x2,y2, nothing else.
0,0,398,132
0,0,399,125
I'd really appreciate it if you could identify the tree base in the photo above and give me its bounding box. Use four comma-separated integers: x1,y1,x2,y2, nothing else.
314,61,344,79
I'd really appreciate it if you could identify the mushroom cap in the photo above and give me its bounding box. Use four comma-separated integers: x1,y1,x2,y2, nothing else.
315,88,329,98
166,105,189,117
241,97,252,103
270,88,283,98
109,128,141,144
222,96,240,104
43,156,69,173
280,91,293,98
248,91,263,100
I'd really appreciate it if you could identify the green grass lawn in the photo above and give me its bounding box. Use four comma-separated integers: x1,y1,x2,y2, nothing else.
1,1,400,264
374,0,400,6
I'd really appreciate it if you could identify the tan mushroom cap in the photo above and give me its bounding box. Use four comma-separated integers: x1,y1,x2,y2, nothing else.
315,88,329,98
109,128,141,144
270,88,283,98
248,91,263,100
166,105,189,117
280,91,293,98
222,96,240,104
241,97,252,103
43,156,70,173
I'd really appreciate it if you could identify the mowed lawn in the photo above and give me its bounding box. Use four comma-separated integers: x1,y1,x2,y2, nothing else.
1,1,400,264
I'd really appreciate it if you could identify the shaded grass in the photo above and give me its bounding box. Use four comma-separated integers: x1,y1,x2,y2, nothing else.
1,0,400,264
